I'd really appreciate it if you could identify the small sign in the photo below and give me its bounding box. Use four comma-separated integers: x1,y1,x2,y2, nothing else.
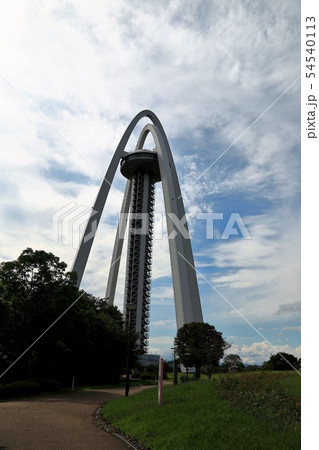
180,364,196,374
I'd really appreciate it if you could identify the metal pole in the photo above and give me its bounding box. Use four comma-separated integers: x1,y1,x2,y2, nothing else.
173,357,177,385
125,303,136,397
158,357,163,406
171,347,177,385
125,310,132,397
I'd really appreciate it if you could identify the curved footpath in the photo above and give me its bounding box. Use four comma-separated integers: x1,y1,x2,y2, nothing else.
0,386,152,449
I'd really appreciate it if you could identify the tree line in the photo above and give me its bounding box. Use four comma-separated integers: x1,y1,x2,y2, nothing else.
0,248,299,387
0,248,128,384
173,325,300,375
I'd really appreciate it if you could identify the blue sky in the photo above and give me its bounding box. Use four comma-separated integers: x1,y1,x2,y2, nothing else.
0,0,301,365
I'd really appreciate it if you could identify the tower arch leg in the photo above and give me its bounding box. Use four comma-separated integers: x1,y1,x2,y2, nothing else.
134,124,203,328
105,179,132,305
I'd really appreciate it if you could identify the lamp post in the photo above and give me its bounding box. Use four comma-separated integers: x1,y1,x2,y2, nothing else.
125,303,137,397
184,352,191,380
171,347,177,385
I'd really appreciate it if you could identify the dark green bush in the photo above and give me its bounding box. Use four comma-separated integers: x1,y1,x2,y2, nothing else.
0,380,41,399
180,374,195,382
35,378,62,391
0,378,61,400
131,372,141,379
140,372,156,380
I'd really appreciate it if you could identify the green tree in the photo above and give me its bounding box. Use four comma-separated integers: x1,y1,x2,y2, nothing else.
0,248,128,384
262,352,299,371
222,354,245,372
174,322,230,379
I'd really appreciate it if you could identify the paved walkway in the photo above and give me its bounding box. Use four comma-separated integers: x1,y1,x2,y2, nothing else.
0,386,152,449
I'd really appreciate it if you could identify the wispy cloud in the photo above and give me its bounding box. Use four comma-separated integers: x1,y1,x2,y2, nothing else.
276,301,301,316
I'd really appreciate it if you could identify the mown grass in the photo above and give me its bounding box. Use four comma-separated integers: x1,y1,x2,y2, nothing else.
102,372,301,450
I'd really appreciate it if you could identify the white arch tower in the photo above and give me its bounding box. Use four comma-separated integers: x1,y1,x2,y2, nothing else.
72,110,203,352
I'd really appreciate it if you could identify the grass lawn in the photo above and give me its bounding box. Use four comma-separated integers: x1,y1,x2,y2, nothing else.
102,372,300,450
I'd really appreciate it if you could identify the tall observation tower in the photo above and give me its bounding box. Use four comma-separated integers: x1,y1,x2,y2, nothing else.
120,151,161,352
72,111,203,353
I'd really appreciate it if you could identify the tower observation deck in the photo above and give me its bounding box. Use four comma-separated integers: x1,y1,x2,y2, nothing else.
120,150,161,352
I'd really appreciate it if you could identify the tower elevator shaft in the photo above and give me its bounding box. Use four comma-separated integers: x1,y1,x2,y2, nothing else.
124,170,155,352
121,150,161,353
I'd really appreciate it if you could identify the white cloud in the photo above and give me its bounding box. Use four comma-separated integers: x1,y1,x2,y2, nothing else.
152,319,176,327
148,336,175,358
197,210,300,321
276,301,301,316
225,340,301,365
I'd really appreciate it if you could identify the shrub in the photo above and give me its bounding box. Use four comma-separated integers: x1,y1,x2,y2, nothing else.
0,378,61,400
180,374,195,382
0,380,41,399
131,372,141,379
140,372,156,380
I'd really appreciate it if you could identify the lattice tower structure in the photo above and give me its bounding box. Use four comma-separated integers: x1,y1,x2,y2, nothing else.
120,150,161,352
